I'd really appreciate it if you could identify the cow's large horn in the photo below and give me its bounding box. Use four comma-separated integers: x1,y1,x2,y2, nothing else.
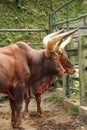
55,35,72,53
60,35,72,49
43,29,64,49
45,35,63,52
55,28,79,53
56,28,78,38
43,28,78,52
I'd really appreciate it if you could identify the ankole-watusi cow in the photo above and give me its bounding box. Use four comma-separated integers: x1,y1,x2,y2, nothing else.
23,28,78,117
0,28,78,128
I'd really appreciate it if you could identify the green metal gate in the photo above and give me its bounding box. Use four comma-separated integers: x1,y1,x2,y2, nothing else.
48,0,87,106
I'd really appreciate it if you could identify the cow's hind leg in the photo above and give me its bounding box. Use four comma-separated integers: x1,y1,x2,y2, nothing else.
23,88,30,119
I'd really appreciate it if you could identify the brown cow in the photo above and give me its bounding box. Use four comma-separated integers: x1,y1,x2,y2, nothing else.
0,29,72,128
23,28,78,117
0,44,30,128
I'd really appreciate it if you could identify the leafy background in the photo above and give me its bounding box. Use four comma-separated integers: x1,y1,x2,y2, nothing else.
0,0,86,44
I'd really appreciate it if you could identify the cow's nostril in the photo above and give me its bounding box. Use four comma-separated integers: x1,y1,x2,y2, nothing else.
73,70,75,73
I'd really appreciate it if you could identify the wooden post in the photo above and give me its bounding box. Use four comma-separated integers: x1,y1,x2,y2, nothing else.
63,74,67,97
79,35,87,106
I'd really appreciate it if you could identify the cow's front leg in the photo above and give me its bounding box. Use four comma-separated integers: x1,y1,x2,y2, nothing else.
35,94,42,116
15,103,22,127
9,99,16,128
13,83,25,128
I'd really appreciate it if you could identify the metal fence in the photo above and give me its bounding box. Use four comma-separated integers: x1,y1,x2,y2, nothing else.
48,0,87,106
0,28,48,48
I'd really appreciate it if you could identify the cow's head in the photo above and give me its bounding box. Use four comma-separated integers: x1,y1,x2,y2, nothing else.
55,30,78,74
43,28,78,75
58,49,75,74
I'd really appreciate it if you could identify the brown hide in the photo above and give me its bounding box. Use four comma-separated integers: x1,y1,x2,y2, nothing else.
0,44,30,98
0,43,31,128
23,46,75,116
0,43,30,128
23,28,78,117
0,41,65,128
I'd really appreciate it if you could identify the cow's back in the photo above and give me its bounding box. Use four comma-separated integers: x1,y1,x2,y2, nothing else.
0,43,30,90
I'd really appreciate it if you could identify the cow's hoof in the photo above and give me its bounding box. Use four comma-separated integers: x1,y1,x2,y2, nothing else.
22,112,29,119
12,121,22,129
17,125,25,130
12,122,16,128
37,113,43,117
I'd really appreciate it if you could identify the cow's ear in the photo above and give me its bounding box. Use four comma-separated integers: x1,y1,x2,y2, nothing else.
45,50,51,58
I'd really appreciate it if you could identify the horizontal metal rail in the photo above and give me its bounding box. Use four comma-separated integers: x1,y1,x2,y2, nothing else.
0,29,48,33
53,14,87,27
73,34,87,38
59,26,87,30
66,48,78,56
0,43,43,47
70,87,79,91
69,76,79,81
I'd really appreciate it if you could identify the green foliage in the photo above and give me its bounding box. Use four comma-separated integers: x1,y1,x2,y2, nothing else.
0,0,86,44
48,85,57,91
68,104,78,116
75,91,80,100
45,91,64,104
54,77,62,85
48,77,62,91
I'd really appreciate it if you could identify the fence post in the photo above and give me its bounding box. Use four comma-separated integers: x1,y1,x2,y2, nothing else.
79,35,87,106
66,3,69,30
48,13,54,33
79,35,87,122
63,74,69,97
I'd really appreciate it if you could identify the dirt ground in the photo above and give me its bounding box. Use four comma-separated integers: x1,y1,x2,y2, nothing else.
0,91,87,130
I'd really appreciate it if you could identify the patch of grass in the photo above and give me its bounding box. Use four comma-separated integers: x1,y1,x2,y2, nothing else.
48,85,57,91
75,91,80,100
44,92,64,104
68,104,78,116
71,91,80,100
